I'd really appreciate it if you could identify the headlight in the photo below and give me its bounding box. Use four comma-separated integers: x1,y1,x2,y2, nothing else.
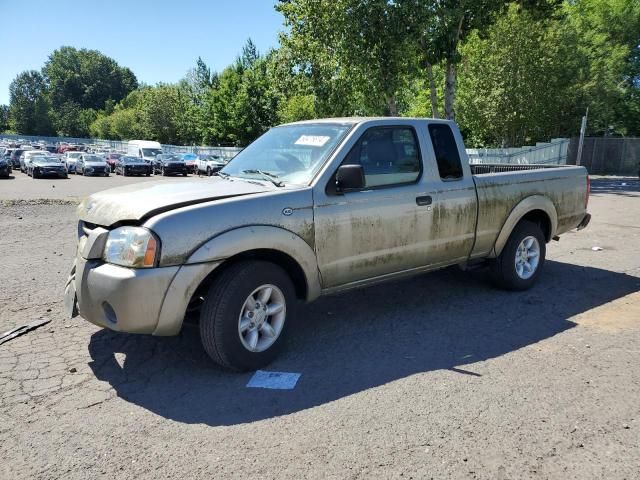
103,227,159,268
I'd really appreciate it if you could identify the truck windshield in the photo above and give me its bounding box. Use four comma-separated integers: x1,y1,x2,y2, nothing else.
221,124,352,185
142,148,162,157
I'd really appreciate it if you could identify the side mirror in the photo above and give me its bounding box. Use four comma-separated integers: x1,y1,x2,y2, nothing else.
336,164,365,191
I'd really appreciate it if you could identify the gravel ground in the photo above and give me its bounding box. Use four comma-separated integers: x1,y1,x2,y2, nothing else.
0,176,639,479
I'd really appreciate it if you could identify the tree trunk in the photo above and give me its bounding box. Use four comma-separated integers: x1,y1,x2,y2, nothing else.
426,62,439,118
444,60,457,120
385,94,398,116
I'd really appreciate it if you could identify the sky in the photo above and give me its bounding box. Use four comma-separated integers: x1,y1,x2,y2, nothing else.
0,0,284,105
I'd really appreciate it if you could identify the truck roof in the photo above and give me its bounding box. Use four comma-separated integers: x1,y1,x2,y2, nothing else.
282,116,455,127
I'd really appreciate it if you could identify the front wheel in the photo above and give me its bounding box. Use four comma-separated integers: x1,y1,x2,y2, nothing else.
490,220,546,290
199,261,295,371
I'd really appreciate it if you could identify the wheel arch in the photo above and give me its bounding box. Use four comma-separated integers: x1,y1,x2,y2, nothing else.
154,226,320,336
492,195,557,258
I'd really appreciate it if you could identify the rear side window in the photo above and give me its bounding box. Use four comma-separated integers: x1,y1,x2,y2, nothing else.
428,124,463,180
343,126,421,188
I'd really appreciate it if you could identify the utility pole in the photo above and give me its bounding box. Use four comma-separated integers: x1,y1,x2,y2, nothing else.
576,107,589,166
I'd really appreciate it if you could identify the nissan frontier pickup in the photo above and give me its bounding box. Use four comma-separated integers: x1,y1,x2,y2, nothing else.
65,118,591,371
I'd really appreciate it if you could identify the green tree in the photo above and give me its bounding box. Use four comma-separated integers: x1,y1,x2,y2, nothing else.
406,0,561,119
203,41,281,146
43,46,137,135
564,0,640,135
277,0,416,116
0,105,9,132
456,4,580,146
8,70,53,135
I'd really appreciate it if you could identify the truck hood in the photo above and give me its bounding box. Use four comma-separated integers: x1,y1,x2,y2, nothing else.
78,177,272,227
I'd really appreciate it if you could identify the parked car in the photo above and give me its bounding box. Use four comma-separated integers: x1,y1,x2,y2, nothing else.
28,156,68,179
64,151,83,173
10,149,27,169
0,156,12,178
153,154,188,176
104,152,122,171
75,154,110,176
20,150,47,173
180,153,198,173
4,148,18,168
195,154,227,176
114,156,152,176
66,118,591,371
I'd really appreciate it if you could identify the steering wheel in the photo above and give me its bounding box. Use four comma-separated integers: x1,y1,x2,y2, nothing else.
274,152,305,172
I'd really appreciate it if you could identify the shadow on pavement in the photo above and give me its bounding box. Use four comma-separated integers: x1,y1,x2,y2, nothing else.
88,260,639,426
590,177,640,196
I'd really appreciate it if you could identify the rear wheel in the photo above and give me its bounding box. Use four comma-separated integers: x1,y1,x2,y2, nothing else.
490,220,546,290
199,260,295,371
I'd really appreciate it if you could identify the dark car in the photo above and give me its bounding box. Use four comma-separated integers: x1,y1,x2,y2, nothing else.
115,156,152,176
75,154,110,176
28,156,68,179
0,156,12,178
104,152,122,171
153,154,188,176
10,149,26,169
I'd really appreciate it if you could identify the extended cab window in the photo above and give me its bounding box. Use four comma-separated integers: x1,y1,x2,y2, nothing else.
344,127,421,188
428,124,463,180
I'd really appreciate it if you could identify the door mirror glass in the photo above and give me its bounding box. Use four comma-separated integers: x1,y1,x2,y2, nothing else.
336,164,365,191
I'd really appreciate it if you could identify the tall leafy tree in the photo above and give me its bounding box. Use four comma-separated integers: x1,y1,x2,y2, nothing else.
8,70,53,135
0,105,9,132
43,46,137,136
277,0,416,116
406,0,561,119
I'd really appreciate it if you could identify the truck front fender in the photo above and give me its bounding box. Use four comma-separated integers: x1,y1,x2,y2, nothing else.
187,225,321,301
492,195,558,258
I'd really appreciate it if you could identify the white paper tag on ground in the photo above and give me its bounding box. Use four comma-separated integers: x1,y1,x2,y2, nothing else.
246,370,301,390
294,135,330,147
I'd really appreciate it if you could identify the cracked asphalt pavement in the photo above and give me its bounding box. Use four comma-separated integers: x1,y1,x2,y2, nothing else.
1,175,639,479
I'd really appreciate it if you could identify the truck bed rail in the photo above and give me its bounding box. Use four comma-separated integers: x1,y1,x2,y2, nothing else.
470,164,568,175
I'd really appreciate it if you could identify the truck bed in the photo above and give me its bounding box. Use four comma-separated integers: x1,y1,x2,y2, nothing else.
469,164,588,258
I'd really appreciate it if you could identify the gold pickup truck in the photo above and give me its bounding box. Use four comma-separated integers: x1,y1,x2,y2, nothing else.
65,118,591,371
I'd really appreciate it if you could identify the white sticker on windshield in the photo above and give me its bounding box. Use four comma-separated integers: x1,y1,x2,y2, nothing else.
294,135,331,147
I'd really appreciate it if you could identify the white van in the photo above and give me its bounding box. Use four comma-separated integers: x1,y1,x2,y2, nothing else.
127,140,163,163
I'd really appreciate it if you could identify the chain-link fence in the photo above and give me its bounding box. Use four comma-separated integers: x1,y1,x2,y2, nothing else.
466,138,569,165
567,137,640,176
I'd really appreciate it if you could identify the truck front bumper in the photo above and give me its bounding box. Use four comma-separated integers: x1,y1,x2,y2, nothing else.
65,228,221,336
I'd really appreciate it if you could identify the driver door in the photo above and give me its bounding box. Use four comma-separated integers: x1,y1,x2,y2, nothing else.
314,125,432,288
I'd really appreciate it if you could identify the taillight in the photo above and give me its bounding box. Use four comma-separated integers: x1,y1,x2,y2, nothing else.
585,175,590,208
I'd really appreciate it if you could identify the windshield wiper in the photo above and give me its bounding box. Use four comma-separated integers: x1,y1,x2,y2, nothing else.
216,171,231,179
241,169,284,187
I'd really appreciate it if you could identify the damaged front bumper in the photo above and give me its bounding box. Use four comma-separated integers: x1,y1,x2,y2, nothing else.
64,224,220,336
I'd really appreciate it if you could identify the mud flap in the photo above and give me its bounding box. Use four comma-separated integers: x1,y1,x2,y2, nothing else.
64,261,79,318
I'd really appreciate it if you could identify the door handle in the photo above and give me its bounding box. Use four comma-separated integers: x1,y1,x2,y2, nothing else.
416,195,432,206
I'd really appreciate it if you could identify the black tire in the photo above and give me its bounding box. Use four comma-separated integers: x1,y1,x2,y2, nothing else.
207,167,211,177
32,169,37,179
199,260,296,371
162,167,167,176
490,220,546,290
